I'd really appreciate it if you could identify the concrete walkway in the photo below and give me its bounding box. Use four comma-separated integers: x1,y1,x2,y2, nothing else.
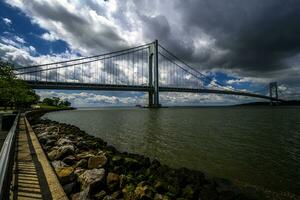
10,115,68,200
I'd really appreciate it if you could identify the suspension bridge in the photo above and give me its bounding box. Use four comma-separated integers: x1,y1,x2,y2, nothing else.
15,40,283,107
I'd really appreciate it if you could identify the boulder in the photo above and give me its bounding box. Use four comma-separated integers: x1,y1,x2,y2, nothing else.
52,160,68,168
124,157,142,171
46,139,56,147
119,174,126,188
56,145,75,160
75,159,88,168
111,190,122,199
106,172,120,191
71,188,90,200
134,182,155,200
154,181,168,193
78,168,106,194
77,151,95,160
111,155,123,165
63,155,76,165
74,168,86,177
57,138,73,146
103,196,116,200
94,190,107,200
154,194,171,200
182,184,195,199
122,184,135,200
63,181,77,195
88,155,107,169
55,166,75,184
77,141,90,151
48,149,59,161
37,131,49,138
39,136,49,144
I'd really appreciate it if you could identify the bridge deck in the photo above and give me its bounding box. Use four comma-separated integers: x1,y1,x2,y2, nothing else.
10,114,67,200
26,80,282,102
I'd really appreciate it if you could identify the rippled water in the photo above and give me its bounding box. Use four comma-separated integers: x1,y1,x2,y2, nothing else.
44,106,300,199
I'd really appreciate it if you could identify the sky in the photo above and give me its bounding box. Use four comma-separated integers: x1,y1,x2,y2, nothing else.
1,0,300,107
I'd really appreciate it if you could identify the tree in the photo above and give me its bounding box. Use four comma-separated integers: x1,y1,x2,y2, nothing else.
43,97,72,107
42,98,55,106
52,97,60,106
63,100,71,107
0,60,40,109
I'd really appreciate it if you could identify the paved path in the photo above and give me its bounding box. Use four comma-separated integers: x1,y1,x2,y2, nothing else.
10,115,68,200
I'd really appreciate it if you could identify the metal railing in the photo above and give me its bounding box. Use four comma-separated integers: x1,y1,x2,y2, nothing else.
0,113,19,199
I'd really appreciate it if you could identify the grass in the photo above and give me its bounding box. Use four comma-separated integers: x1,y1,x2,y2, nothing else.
35,104,71,110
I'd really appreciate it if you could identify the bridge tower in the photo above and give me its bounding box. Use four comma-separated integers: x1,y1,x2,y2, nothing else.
269,82,278,104
148,40,160,108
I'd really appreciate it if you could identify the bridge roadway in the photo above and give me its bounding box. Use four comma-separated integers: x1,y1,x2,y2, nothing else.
25,80,281,102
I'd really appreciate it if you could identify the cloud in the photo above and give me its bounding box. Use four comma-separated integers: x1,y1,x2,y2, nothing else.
14,36,26,44
41,32,59,41
2,0,300,104
6,0,136,55
2,17,12,26
36,90,148,107
176,0,300,73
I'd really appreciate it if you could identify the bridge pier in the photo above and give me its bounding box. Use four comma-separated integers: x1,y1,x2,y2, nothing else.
269,82,279,105
148,40,161,108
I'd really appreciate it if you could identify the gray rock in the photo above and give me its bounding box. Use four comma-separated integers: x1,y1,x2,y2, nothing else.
77,151,95,160
57,138,73,146
75,159,88,168
106,172,120,190
74,168,86,177
63,155,76,165
56,145,75,160
103,196,116,200
63,181,77,195
88,155,107,169
78,168,106,194
52,160,68,168
71,188,90,200
119,174,126,188
48,149,59,161
111,190,122,199
94,190,106,200
37,131,49,138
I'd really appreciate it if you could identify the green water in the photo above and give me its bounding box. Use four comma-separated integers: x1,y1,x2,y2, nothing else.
44,106,300,199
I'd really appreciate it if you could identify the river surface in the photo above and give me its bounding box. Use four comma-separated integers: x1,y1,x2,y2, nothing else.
44,106,300,199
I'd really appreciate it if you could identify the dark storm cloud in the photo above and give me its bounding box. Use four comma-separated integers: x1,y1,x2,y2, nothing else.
174,0,300,73
139,14,195,60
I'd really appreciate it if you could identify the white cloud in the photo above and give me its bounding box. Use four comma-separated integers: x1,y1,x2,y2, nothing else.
2,0,298,105
36,90,148,107
41,32,59,41
14,36,26,44
2,17,12,26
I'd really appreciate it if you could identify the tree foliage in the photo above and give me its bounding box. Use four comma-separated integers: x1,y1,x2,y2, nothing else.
42,97,71,107
0,60,40,109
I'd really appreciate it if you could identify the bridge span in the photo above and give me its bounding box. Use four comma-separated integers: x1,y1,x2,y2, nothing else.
17,40,283,106
26,80,281,102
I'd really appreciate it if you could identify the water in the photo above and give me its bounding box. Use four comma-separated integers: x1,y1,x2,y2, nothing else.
44,107,300,199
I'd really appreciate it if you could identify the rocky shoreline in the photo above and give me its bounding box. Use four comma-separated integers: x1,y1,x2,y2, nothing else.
29,115,255,200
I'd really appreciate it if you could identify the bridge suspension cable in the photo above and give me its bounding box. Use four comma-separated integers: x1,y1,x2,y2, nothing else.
13,40,283,104
16,42,152,70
